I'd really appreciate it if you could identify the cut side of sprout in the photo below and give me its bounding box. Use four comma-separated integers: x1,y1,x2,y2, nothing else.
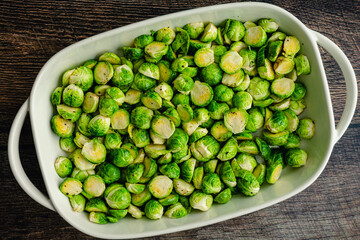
151,115,175,139
220,51,243,74
190,81,213,107
271,78,295,98
224,108,249,134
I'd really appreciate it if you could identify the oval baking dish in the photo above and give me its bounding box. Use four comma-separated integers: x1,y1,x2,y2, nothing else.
8,2,357,239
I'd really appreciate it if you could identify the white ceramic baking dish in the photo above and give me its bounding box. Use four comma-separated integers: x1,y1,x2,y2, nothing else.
8,2,357,239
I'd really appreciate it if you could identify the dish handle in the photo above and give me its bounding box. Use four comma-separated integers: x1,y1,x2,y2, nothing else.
8,99,55,211
310,30,357,144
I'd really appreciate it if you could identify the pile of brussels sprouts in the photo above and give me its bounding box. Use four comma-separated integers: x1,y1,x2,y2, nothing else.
50,18,315,224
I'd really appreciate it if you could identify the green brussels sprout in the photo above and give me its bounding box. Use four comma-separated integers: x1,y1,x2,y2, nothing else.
211,45,227,62
253,163,266,185
289,99,307,115
267,40,283,62
68,66,94,91
112,65,134,92
297,118,315,139
158,193,178,206
238,49,256,73
247,77,270,101
236,169,260,196
122,47,144,61
140,157,157,178
138,62,160,80
99,52,121,64
145,41,169,59
155,27,176,45
99,98,119,117
134,73,157,91
131,188,152,207
130,106,154,129
104,183,131,209
270,78,295,99
257,18,279,33
159,162,180,179
284,109,299,132
172,93,190,106
173,145,191,163
229,41,247,53
189,190,213,211
189,127,208,145
157,60,176,83
96,162,120,185
59,136,77,153
94,85,111,96
133,148,146,164
291,82,307,101
171,57,188,73
104,132,122,150
126,163,145,183
200,22,217,43
245,108,264,132
190,135,220,162
189,81,214,108
148,175,173,198
183,22,204,39
220,161,237,188
222,70,245,88
62,84,84,108
232,153,257,174
144,200,164,220
181,158,196,182
193,108,210,126
200,117,214,128
182,119,200,137
177,104,193,122
174,178,195,196
238,140,259,155
194,48,214,68
263,130,289,146
224,19,246,41
219,51,243,74
151,115,176,139
157,152,172,165
50,87,63,106
54,156,73,178
207,100,230,120
82,92,99,114
264,110,288,133
268,31,286,42
125,183,146,194
162,108,180,128
258,58,275,81
51,115,75,138
210,121,233,142
224,108,249,134
234,74,251,91
214,188,232,204
269,98,290,111
83,59,97,69
200,63,223,86
128,204,145,219
110,148,133,167
81,138,106,164
173,74,194,95
189,39,211,52
140,91,162,110
255,137,271,160
105,87,125,106
70,149,97,171
192,166,204,190
201,173,221,194
85,198,108,213
73,132,90,148
88,115,111,137
294,54,311,75
166,128,189,153
134,34,154,48
213,84,234,103
56,104,82,123
284,133,301,149
283,36,301,57
273,56,295,75
203,159,217,174
243,26,267,47
253,98,274,108
94,61,114,85
266,158,283,184
217,137,238,161
286,69,297,81
83,175,106,197
172,27,190,56
59,177,82,196
69,194,86,212
164,46,177,62
285,147,307,167
110,108,130,131
234,130,253,141
62,69,75,86
153,83,173,102
108,209,128,219
89,212,108,224
165,202,188,218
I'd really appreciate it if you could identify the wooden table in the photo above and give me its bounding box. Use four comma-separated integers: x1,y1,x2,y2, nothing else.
1,0,359,239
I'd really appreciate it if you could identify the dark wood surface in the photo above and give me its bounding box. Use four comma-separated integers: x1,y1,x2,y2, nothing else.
1,0,359,239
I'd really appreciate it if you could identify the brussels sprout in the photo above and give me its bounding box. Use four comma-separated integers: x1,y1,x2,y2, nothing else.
73,132,90,149
257,18,279,33
191,166,204,190
159,162,180,179
153,84,173,103
134,34,154,48
144,41,169,59
247,77,270,101
258,59,275,81
189,81,215,109
284,133,301,149
224,19,246,41
200,63,223,86
126,163,145,183
157,60,176,83
213,84,234,103
59,177,83,196
294,54,311,75
51,115,75,138
131,188,152,207
200,173,221,194
290,83,307,101
166,128,189,153
220,161,237,188
230,41,248,53
130,106,154,129
183,22,204,39
194,48,214,68
173,74,194,95
155,27,176,45
286,69,297,81
99,52,120,64
232,154,257,174
266,159,283,184
56,104,82,123
82,92,99,114
182,119,199,136
263,130,289,146
283,36,301,56
283,109,299,132
164,46,177,62
200,22,217,43
140,91,162,110
69,194,86,212
253,98,274,108
54,156,73,178
165,202,188,218
214,188,232,204
109,209,128,219
71,149,97,171
137,62,160,80
83,59,97,69
177,104,193,122
238,140,259,155
111,108,130,130
83,175,106,197
189,39,211,53
237,169,260,196
172,27,190,56
51,87,63,106
138,157,156,179
210,121,233,142
243,26,267,47
244,21,256,30
93,61,114,85
189,191,213,211
144,200,164,220
148,175,173,198
264,110,288,133
94,85,111,96
207,100,230,120
171,57,188,73
112,65,134,92
200,117,214,128
253,163,266,185
157,152,172,165
104,183,131,209
134,73,157,91
85,198,108,213
68,66,94,91
289,99,307,115
173,178,195,196
273,56,295,75
171,94,188,106
234,73,251,91
222,70,245,89
173,145,191,164
203,160,217,174
297,118,315,139
217,137,238,161
181,158,196,182
245,108,264,132
99,98,119,117
104,132,122,150
88,115,111,137
150,115,176,140
81,138,106,164
268,31,286,42
271,78,295,99
239,49,256,73
62,69,75,86
125,183,145,195
224,108,249,134
219,51,243,74
234,130,253,141
110,148,133,167
267,40,283,62
285,147,307,167
128,204,144,219
96,162,120,185
157,193,178,206
105,87,125,106
89,212,108,224
193,108,210,125
191,135,220,162
62,84,84,108
269,98,290,111
189,128,208,145
59,137,77,153
255,137,271,160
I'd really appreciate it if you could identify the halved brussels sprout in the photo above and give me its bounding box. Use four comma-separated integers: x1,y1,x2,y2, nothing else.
163,107,181,127
59,177,83,196
189,39,211,52
56,104,82,123
158,193,178,206
243,26,267,47
232,153,258,174
134,34,154,48
234,130,253,140
73,132,90,149
145,41,169,59
239,48,257,73
153,83,173,102
220,161,237,188
88,115,111,137
157,60,176,83
157,152,172,165
177,104,193,122
144,144,169,158
189,127,208,145
181,158,196,182
214,188,232,204
253,163,266,185
271,78,295,98
156,27,176,45
265,110,288,133
172,27,190,56
51,87,63,106
203,159,217,174
148,175,173,198
217,137,238,161
184,22,204,39
94,61,114,85
89,212,108,224
284,109,299,132
82,92,99,113
60,137,77,153
173,145,191,164
263,130,289,146
214,84,234,103
222,70,245,88
267,40,283,62
141,157,157,178
110,148,133,167
244,21,256,29
112,65,134,92
166,128,189,153
255,137,271,160
159,162,180,178
192,166,204,190
134,72,157,91
99,98,119,117
273,56,295,75
266,159,283,184
104,132,122,150
294,54,311,75
210,121,233,142
207,100,230,120
71,168,94,182
131,106,154,129
69,194,86,212
289,99,307,115
190,135,220,162
200,22,217,43
126,163,145,184
151,115,175,139
140,90,162,110
258,59,275,81
257,18,279,33
131,188,152,207
201,173,221,194
237,169,260,196
171,57,188,72
189,190,213,211
224,108,249,134
85,198,108,213
81,138,106,164
194,48,214,68
83,59,97,69
68,66,94,91
144,200,164,220
109,209,128,219
133,148,146,164
246,108,264,132
220,51,243,74
165,202,188,218
99,52,121,64
62,84,84,108
238,140,259,155
283,36,301,56
94,85,111,96
269,98,290,111
105,87,125,106
291,82,307,101
138,62,160,80
224,19,246,41
51,115,75,138
104,183,131,209
131,128,150,148
297,118,315,139
285,147,307,167
268,31,286,42
128,204,144,219
111,108,130,130
83,175,106,197
284,132,301,149
97,162,121,185
247,77,270,101
253,98,274,108
234,73,251,91
54,156,73,178
71,149,97,171
173,74,194,95
174,178,195,196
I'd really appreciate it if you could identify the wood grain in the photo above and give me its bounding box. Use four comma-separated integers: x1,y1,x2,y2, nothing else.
1,0,359,239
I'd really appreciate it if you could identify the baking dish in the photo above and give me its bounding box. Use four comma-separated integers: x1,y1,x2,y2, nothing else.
8,2,357,239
